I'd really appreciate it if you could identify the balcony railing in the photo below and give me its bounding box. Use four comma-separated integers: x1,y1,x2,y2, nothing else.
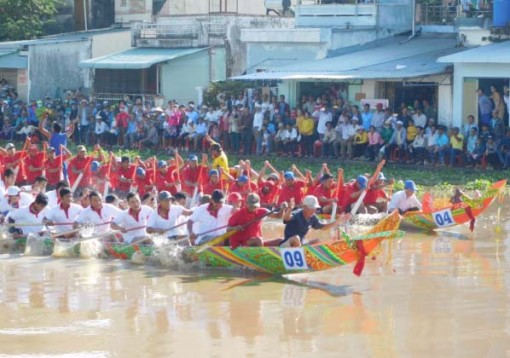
421,4,491,25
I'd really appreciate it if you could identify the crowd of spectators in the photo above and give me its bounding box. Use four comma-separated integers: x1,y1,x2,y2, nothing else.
0,80,509,169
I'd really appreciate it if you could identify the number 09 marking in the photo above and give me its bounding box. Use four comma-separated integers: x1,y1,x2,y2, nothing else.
432,208,455,227
281,248,309,270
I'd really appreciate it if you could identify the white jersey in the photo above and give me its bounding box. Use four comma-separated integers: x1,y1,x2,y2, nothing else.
147,205,186,238
46,190,58,208
44,203,83,234
76,203,122,235
388,190,422,213
0,193,34,216
189,203,233,240
7,204,49,235
113,205,153,243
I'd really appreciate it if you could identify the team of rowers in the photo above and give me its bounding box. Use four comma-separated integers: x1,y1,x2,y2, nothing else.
0,138,423,248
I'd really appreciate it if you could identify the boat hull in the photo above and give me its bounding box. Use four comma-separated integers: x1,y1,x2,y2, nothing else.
402,180,506,231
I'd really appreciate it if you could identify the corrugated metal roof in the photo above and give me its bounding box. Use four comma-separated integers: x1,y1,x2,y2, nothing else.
437,41,510,63
79,47,207,70
0,51,27,69
232,36,460,81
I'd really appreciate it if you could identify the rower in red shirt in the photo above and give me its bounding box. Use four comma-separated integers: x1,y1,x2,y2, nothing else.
68,145,103,191
229,175,257,202
202,169,228,196
227,193,268,249
276,171,308,207
90,161,110,194
181,155,204,196
116,156,136,196
3,143,26,184
154,160,179,195
134,167,154,197
364,172,394,213
44,146,69,189
312,173,338,214
23,144,44,184
338,175,368,214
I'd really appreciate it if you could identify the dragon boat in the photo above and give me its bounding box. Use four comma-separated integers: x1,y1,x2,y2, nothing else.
104,210,400,275
402,180,506,231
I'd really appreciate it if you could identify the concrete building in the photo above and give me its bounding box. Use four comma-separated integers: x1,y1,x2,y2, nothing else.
0,28,131,101
438,41,510,128
234,34,461,125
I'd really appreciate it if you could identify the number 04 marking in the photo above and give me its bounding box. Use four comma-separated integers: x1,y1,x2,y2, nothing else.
281,248,309,270
432,208,455,227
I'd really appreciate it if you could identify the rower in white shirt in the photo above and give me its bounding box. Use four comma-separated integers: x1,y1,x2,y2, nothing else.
187,189,233,246
75,191,121,236
6,193,49,235
0,168,17,197
0,186,34,216
112,193,154,244
45,181,71,208
43,188,83,237
388,180,422,215
147,191,193,240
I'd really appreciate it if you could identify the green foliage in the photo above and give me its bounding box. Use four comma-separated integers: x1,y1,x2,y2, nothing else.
0,0,60,41
202,81,252,108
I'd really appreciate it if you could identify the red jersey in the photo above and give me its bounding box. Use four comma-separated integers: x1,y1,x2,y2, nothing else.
44,155,65,186
4,152,25,183
228,207,268,249
277,180,306,206
116,112,129,128
91,166,109,193
154,169,178,194
117,165,136,192
203,179,224,196
229,182,258,202
313,184,336,207
339,181,361,211
68,156,92,188
182,165,203,195
23,153,44,183
364,188,388,205
135,169,155,197
257,180,280,206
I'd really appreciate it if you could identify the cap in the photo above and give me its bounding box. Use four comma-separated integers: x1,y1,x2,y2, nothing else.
95,114,102,119
91,161,101,173
6,186,20,196
188,155,198,161
284,171,295,180
227,192,242,204
158,191,173,202
378,172,387,181
268,173,279,181
136,167,145,177
404,180,417,192
5,143,15,150
209,169,219,177
211,189,225,203
237,175,249,183
396,121,403,126
157,160,168,168
77,145,86,152
302,195,320,209
357,175,368,189
321,173,333,181
47,146,56,152
246,193,261,208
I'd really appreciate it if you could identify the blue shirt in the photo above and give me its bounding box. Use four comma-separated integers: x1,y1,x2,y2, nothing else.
436,133,449,147
50,133,67,155
283,210,324,242
361,111,373,131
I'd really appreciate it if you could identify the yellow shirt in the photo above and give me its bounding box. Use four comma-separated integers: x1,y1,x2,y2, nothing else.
212,152,229,174
450,133,464,150
406,125,417,141
354,131,368,144
298,117,315,136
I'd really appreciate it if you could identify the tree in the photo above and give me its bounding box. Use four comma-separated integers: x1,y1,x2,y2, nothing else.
0,0,59,41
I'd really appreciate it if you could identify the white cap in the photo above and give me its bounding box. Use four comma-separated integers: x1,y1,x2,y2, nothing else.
302,195,320,209
6,186,20,196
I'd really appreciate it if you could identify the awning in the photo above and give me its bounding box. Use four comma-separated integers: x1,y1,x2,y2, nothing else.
0,50,27,69
438,41,510,64
80,47,207,70
232,35,461,81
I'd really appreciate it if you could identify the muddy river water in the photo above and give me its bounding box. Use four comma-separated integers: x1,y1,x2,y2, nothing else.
0,204,509,357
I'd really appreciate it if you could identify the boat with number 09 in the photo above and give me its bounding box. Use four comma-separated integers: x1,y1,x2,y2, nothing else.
402,180,506,231
180,210,402,275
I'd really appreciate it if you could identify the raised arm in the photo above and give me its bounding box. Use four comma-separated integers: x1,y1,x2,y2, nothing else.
38,115,51,140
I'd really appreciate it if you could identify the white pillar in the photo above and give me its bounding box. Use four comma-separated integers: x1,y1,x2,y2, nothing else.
451,65,464,128
438,82,453,127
